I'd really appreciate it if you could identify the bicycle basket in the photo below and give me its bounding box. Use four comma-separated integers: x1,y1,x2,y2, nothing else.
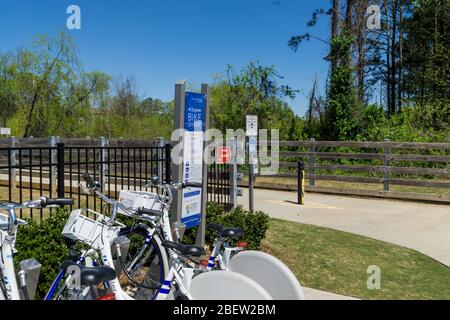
62,209,121,249
117,190,162,216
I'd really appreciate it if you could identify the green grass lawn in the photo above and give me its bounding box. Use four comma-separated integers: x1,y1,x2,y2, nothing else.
262,218,450,300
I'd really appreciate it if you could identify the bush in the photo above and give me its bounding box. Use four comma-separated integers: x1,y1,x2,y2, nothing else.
184,203,270,251
14,209,71,300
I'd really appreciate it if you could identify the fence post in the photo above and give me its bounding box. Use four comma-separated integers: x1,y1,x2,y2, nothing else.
9,137,18,195
309,138,316,186
99,137,109,186
50,136,59,197
156,137,165,183
383,139,391,192
165,143,171,184
229,138,238,210
56,143,65,198
297,161,305,205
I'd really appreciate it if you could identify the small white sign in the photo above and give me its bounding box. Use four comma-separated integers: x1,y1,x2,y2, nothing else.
0,128,11,135
246,115,258,136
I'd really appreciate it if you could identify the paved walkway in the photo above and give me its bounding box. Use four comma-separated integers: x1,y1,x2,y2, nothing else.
303,287,358,300
238,188,450,266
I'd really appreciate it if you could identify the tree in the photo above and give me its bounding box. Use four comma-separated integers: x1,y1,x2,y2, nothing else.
210,62,304,141
326,32,360,140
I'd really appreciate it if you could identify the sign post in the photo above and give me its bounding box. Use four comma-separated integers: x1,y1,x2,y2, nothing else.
195,84,210,247
246,115,258,212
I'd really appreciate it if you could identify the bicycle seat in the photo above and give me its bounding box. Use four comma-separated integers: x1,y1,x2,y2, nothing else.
206,223,245,239
161,241,205,257
61,261,117,286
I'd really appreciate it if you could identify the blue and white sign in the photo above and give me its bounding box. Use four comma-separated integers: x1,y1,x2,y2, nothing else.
181,92,206,228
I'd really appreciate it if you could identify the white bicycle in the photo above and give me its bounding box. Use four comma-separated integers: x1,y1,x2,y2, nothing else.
0,197,73,300
73,174,273,300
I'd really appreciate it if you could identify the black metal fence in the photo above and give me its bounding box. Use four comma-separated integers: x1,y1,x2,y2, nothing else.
207,163,231,209
0,137,233,220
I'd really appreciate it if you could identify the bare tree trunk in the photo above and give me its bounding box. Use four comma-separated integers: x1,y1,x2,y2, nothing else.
384,0,392,115
390,0,398,114
356,0,366,103
343,0,354,67
398,0,403,111
308,76,318,135
331,0,340,71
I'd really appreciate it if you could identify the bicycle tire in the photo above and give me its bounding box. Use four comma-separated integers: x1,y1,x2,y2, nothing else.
117,225,169,300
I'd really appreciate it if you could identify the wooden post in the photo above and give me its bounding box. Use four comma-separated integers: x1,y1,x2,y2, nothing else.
383,139,391,191
297,161,305,205
309,138,316,186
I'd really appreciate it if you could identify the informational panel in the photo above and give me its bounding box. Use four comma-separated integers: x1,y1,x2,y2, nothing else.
181,92,206,228
0,128,11,135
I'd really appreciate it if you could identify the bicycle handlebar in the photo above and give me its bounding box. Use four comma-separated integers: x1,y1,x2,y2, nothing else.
82,173,99,189
182,181,203,189
0,197,73,237
41,198,74,207
135,207,164,217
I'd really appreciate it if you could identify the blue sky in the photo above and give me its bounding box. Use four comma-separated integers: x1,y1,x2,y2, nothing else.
0,0,331,115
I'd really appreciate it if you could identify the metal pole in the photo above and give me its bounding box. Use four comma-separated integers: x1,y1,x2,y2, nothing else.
56,143,65,198
165,143,171,184
156,137,165,183
99,137,108,187
195,83,210,247
171,80,186,225
229,138,238,210
247,137,254,212
9,137,18,195
50,136,59,197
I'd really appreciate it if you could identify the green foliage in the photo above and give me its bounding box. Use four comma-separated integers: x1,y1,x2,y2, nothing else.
210,62,305,141
0,33,173,140
324,33,361,141
403,0,450,104
14,209,71,300
183,203,270,251
357,104,450,142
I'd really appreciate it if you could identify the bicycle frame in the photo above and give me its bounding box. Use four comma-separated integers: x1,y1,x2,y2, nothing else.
0,203,35,300
207,239,245,271
0,221,21,300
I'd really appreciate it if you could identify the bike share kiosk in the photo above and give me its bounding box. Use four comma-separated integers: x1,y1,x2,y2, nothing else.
171,80,209,246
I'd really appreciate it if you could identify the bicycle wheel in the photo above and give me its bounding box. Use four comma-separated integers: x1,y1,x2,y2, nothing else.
117,225,169,300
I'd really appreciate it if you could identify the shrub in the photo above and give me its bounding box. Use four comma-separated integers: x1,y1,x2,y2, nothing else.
184,203,270,251
14,209,71,300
